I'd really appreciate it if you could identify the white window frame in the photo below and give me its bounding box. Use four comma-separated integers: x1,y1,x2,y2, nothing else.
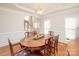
44,20,51,34
65,17,76,39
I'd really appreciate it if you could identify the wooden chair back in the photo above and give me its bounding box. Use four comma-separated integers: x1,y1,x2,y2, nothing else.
67,49,70,56
55,35,59,44
24,32,37,38
44,37,54,56
8,39,30,56
48,31,54,36
8,38,14,56
34,31,37,36
24,32,29,38
54,35,59,52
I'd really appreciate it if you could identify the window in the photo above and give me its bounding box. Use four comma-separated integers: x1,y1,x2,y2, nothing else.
24,16,30,31
34,23,39,29
25,16,30,21
33,23,39,32
65,17,76,39
44,20,50,34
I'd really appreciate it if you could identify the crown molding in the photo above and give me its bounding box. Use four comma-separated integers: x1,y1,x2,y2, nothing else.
0,6,37,17
13,3,46,16
45,5,79,15
44,5,79,18
13,3,34,14
0,4,42,17
0,4,79,18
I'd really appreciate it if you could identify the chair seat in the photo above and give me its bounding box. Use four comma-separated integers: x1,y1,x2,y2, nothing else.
40,49,48,56
14,48,30,56
15,50,27,56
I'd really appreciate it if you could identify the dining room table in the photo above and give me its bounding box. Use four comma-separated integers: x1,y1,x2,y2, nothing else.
20,35,52,51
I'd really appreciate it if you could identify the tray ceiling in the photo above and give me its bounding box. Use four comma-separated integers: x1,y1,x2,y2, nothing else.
0,3,79,15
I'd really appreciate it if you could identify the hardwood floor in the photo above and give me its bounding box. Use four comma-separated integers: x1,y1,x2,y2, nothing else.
0,42,67,56
0,44,21,56
67,38,79,56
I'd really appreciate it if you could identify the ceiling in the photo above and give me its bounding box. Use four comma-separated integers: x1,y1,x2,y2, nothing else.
0,3,79,16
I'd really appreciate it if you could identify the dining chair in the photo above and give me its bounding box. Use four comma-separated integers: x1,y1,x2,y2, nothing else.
24,32,29,38
24,32,35,38
48,31,54,36
54,35,59,53
67,49,70,56
40,37,55,56
8,39,30,56
34,31,37,36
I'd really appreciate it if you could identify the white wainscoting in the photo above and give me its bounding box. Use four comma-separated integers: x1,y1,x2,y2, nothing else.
0,31,25,47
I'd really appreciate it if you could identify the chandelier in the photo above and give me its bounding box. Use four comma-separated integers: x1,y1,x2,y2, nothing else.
35,4,45,15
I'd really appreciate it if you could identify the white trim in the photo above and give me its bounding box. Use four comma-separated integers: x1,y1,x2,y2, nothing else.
13,3,34,14
0,4,79,17
0,31,25,47
0,31,25,35
0,6,35,16
44,5,79,18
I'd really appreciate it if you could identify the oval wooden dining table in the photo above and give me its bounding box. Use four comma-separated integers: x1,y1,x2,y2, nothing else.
20,35,52,51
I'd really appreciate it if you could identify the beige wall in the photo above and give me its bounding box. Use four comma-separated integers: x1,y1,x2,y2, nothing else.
0,9,42,47
42,9,79,43
0,10,28,47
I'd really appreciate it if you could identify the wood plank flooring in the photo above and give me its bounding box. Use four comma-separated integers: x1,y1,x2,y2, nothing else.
67,38,79,56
